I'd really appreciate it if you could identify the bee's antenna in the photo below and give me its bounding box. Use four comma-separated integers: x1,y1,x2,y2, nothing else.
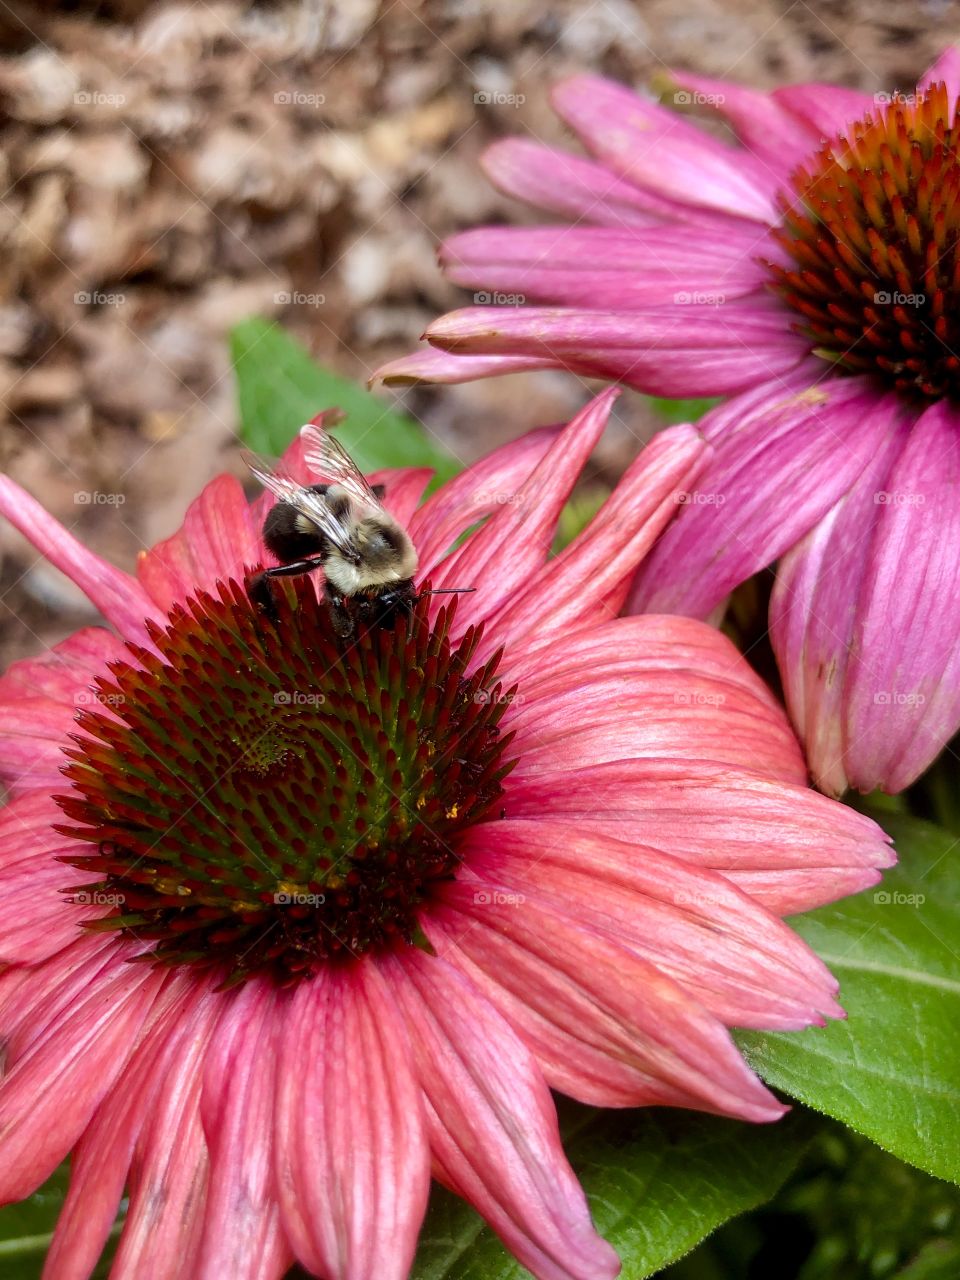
418,587,476,596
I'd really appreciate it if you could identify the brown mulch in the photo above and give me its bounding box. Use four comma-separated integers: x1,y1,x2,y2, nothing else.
0,0,957,665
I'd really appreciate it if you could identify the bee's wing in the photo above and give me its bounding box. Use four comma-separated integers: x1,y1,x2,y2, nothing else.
240,447,357,558
300,423,385,516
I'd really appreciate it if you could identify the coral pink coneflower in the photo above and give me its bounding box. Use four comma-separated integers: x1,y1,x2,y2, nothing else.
377,47,960,798
0,390,889,1280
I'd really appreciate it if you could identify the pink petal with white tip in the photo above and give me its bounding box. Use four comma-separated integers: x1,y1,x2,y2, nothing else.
274,961,429,1280
382,948,620,1280
552,74,778,223
371,347,553,387
426,882,784,1121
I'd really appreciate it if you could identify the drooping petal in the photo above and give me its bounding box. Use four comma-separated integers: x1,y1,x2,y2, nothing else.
502,614,806,785
194,981,292,1280
458,819,842,1030
382,948,620,1280
842,400,960,792
409,425,561,572
274,961,429,1280
629,375,911,618
44,974,216,1280
502,758,892,915
109,982,218,1280
0,477,162,644
770,417,911,795
666,70,820,174
467,425,708,651
917,46,960,103
425,884,784,1121
481,137,672,225
0,943,165,1203
432,389,617,622
137,474,263,613
552,74,779,223
772,83,874,139
0,627,128,795
425,302,808,397
440,225,769,307
371,347,554,387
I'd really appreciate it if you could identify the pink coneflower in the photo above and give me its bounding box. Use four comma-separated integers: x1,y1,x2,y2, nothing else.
377,48,960,797
0,390,889,1280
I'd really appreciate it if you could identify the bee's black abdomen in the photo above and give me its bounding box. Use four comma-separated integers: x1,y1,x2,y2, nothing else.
263,495,328,562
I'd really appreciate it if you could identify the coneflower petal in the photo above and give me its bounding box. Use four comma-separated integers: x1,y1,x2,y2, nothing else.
274,962,429,1280
426,885,785,1121
384,949,620,1280
0,476,163,645
770,83,875,138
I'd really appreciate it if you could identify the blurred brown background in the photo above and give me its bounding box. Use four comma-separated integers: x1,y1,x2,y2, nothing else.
0,0,958,664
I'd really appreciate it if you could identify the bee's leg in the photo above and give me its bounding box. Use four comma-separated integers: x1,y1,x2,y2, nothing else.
323,581,356,640
246,559,325,625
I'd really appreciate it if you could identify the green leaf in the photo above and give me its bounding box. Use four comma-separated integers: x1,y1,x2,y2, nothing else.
230,318,459,481
410,1102,814,1279
0,1164,121,1279
738,810,960,1185
646,396,721,425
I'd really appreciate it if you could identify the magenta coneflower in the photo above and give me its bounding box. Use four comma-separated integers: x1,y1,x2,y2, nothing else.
377,47,960,797
0,390,889,1279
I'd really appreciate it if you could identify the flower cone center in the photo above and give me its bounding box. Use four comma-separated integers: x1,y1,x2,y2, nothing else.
769,81,960,400
56,579,515,987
